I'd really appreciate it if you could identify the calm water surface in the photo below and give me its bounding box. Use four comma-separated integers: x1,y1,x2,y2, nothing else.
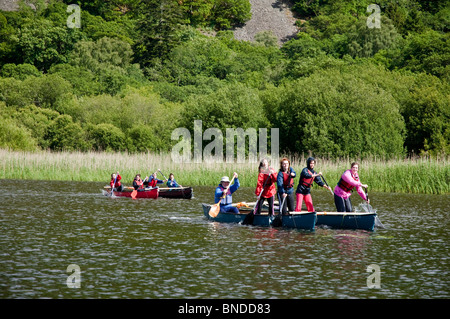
0,179,448,299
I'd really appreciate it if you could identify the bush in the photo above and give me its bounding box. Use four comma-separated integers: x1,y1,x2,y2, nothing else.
87,123,126,151
45,114,90,151
262,66,406,158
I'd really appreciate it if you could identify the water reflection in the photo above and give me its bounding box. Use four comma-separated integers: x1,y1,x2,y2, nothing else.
0,180,448,298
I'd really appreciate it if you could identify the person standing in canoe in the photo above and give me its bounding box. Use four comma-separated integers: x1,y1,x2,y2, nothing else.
215,172,240,214
277,158,296,214
334,162,369,212
110,172,124,192
295,157,332,212
133,174,147,191
167,173,182,188
255,159,278,216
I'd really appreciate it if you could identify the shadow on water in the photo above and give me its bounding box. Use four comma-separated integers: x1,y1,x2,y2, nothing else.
0,179,448,298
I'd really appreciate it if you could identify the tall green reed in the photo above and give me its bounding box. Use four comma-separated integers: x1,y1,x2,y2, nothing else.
0,149,448,194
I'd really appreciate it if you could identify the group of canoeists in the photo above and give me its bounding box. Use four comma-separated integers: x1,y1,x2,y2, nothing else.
109,170,182,192
215,157,370,215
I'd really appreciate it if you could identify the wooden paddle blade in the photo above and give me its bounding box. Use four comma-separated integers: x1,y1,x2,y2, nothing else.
131,190,137,199
208,204,220,217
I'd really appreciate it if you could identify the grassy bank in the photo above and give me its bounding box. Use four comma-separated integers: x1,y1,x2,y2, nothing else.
0,149,448,195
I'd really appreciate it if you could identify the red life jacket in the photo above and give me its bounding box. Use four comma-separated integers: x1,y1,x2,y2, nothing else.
148,178,157,187
300,169,314,188
338,174,359,192
282,171,294,189
134,178,144,189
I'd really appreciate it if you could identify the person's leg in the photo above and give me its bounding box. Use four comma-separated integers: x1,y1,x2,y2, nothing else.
267,196,274,216
221,205,239,214
256,197,264,215
304,194,314,212
286,192,295,214
295,193,304,211
344,197,353,212
334,194,345,212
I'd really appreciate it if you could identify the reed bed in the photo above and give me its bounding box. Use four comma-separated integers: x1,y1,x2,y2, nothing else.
0,149,448,194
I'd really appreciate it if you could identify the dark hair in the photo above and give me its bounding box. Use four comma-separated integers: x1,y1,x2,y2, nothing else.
306,157,315,169
351,162,359,168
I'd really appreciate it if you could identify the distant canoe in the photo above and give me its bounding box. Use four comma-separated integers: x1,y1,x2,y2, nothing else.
202,203,316,230
104,187,159,199
316,211,377,231
158,187,193,199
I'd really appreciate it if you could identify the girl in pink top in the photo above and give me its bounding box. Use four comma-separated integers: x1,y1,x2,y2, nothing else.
334,162,369,212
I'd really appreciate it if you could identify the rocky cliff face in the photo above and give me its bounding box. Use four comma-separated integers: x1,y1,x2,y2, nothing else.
233,0,298,45
0,0,20,11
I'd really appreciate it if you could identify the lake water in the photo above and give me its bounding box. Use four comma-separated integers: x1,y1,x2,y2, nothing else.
0,179,448,299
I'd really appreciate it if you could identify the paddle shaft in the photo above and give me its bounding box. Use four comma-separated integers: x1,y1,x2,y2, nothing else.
109,174,118,196
320,173,334,196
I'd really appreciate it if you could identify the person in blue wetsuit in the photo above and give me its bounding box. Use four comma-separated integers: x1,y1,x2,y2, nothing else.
214,172,240,214
277,157,296,215
166,173,181,187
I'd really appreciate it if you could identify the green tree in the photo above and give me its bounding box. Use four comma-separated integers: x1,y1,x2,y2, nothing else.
45,114,90,151
347,16,402,58
262,66,406,158
134,0,184,68
14,19,85,71
212,0,251,29
87,123,127,151
1,63,42,80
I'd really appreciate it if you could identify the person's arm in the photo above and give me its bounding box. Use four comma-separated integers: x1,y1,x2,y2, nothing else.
230,177,240,194
277,171,285,194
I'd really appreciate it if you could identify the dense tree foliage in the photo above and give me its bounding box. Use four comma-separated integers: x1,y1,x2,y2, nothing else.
0,0,448,157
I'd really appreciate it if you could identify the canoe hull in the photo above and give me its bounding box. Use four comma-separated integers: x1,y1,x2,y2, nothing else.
105,188,159,199
202,203,316,230
316,212,377,231
159,187,193,199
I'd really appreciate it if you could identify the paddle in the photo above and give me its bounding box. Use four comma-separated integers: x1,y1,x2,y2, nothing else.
242,171,273,225
364,187,385,229
157,169,168,181
209,175,236,218
272,194,286,227
320,173,334,196
108,174,118,197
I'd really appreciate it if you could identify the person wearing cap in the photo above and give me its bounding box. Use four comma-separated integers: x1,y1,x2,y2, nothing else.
214,172,240,214
295,157,332,212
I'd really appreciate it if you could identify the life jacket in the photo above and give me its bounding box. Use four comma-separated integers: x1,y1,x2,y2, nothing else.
337,174,359,192
134,178,144,190
148,178,157,187
218,184,233,205
110,175,121,188
300,169,314,188
282,171,294,189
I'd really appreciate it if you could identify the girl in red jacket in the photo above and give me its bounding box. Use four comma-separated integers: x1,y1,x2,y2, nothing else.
110,172,124,192
255,158,278,216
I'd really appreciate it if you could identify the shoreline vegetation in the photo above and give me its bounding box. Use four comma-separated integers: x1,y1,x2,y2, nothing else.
0,149,448,195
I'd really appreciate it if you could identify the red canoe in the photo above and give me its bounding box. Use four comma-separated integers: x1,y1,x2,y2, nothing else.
104,187,159,199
